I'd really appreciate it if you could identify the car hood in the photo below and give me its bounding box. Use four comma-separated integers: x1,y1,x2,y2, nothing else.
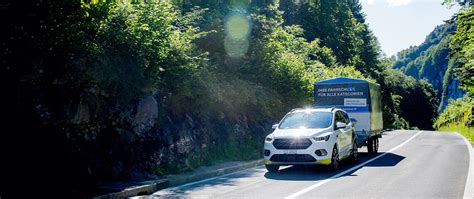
272,128,329,138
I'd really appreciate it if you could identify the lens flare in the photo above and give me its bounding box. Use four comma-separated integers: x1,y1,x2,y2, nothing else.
224,14,251,58
224,36,249,58
225,15,250,40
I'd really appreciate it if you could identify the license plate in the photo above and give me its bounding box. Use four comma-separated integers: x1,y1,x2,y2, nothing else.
283,150,298,154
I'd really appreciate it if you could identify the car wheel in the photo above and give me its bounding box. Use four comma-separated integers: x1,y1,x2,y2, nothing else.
265,164,279,172
350,139,358,163
330,146,339,171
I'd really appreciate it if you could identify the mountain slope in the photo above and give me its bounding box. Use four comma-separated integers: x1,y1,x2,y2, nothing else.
393,23,465,110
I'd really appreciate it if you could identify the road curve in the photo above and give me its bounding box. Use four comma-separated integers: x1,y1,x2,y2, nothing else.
136,130,471,199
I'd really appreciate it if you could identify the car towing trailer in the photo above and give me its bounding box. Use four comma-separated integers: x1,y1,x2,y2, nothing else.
314,77,383,153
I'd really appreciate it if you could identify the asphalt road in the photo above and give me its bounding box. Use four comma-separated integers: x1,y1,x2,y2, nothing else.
137,130,471,199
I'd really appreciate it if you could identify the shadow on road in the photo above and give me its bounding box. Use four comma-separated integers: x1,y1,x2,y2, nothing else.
151,169,259,197
264,152,405,181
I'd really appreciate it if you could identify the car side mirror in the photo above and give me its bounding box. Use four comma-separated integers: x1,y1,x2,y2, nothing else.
335,122,346,130
350,118,358,124
272,124,279,130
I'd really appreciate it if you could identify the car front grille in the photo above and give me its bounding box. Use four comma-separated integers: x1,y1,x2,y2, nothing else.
272,138,312,149
269,154,316,162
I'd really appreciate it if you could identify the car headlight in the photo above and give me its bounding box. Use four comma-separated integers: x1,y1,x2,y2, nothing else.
312,135,330,142
265,135,274,142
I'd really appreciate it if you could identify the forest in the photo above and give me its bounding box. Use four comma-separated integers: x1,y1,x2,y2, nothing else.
434,1,474,144
1,0,464,197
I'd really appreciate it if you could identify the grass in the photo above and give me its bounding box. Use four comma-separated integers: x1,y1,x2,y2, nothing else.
438,124,474,146
187,141,261,170
150,139,262,176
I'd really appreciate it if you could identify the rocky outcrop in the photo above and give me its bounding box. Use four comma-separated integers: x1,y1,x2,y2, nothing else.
132,95,159,134
441,78,466,109
73,98,91,124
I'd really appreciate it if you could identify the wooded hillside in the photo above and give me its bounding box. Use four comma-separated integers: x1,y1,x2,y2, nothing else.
1,0,440,197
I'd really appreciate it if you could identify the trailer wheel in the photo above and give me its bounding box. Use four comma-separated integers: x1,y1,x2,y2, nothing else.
374,137,379,153
367,138,373,154
367,137,379,154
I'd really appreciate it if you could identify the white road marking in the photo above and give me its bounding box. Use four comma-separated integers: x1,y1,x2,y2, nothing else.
285,131,424,199
458,132,474,199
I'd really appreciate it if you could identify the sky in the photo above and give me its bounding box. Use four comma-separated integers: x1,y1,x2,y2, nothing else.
360,0,460,56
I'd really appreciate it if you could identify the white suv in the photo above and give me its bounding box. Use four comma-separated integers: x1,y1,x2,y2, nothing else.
263,108,358,172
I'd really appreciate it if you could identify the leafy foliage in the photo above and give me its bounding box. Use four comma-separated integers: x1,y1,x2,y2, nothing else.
380,69,439,130
279,0,383,76
435,95,473,128
435,95,474,144
443,0,472,7
450,6,474,93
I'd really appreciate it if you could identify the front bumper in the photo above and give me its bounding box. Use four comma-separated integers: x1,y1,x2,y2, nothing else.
263,137,335,166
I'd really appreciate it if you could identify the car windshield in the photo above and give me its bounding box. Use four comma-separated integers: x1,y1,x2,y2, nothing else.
279,111,332,129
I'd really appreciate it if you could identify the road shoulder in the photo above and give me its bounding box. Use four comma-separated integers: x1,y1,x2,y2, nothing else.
93,159,263,199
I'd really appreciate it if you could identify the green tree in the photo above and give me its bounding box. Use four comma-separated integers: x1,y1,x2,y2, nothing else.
381,69,439,129
450,6,474,93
